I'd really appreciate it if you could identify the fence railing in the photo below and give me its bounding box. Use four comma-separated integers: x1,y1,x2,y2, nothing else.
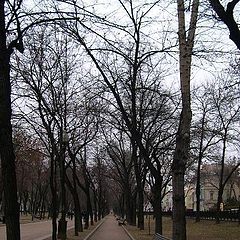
144,209,240,222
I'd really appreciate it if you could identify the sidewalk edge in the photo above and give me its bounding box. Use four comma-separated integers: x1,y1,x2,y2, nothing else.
83,219,105,240
122,225,136,240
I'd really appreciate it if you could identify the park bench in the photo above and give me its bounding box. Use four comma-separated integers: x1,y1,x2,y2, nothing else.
33,214,41,219
153,233,172,240
117,218,126,226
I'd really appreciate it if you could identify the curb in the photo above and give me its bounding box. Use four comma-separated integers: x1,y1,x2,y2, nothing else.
83,219,105,240
122,225,136,240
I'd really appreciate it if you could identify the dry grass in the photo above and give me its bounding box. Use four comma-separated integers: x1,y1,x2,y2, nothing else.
19,214,44,224
126,217,240,240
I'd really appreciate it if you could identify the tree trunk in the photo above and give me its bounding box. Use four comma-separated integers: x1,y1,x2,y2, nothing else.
132,139,144,229
50,156,58,240
137,189,144,230
152,179,163,234
125,187,132,224
73,194,83,234
120,194,125,218
216,187,224,224
93,191,98,222
172,1,199,239
195,154,202,222
216,133,227,224
84,187,93,229
0,1,21,239
131,193,136,226
172,148,187,240
73,162,83,233
196,114,205,222
65,174,83,235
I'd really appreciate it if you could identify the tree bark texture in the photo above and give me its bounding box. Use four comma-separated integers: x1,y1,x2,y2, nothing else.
0,1,21,239
172,1,199,240
152,179,163,234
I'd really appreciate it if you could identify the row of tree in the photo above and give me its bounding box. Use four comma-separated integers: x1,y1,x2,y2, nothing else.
1,1,240,240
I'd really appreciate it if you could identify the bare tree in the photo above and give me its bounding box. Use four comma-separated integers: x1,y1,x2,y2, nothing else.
209,0,240,50
0,0,25,238
172,1,199,239
191,85,222,222
207,76,240,222
55,0,180,234
13,130,49,220
12,25,100,239
104,128,137,225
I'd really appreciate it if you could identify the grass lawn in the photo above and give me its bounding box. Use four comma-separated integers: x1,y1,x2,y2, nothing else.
0,214,44,227
126,216,240,240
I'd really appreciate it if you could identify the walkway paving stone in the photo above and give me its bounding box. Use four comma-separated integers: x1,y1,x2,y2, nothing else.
0,219,74,240
87,215,132,240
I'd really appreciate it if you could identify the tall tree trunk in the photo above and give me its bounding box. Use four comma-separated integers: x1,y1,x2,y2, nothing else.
97,190,102,221
137,189,144,230
65,174,83,235
132,140,144,229
50,156,58,240
172,1,199,239
0,1,20,239
120,194,125,219
130,193,136,226
93,191,98,222
73,196,83,233
125,187,132,224
73,159,83,233
216,132,227,224
152,179,163,234
84,187,93,229
196,113,205,222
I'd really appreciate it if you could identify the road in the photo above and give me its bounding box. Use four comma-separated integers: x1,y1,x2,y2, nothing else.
0,219,74,240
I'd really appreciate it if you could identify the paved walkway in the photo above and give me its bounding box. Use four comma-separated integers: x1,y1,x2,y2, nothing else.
0,219,74,240
86,215,132,240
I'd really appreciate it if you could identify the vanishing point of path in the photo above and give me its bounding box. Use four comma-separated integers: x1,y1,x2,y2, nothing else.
87,215,132,240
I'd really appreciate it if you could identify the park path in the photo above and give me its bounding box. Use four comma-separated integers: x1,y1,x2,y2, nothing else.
0,218,74,240
86,215,132,240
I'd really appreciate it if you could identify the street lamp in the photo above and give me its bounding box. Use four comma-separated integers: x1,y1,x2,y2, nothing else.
58,129,68,240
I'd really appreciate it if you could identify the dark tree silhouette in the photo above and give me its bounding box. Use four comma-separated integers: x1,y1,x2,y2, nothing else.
209,0,240,50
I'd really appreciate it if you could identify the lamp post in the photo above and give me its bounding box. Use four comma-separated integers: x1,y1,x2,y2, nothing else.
58,130,68,240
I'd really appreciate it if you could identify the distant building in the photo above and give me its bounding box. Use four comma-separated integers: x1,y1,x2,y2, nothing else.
185,164,240,211
162,164,240,211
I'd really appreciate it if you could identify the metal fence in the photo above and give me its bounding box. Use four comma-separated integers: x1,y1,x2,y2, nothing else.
144,210,240,222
